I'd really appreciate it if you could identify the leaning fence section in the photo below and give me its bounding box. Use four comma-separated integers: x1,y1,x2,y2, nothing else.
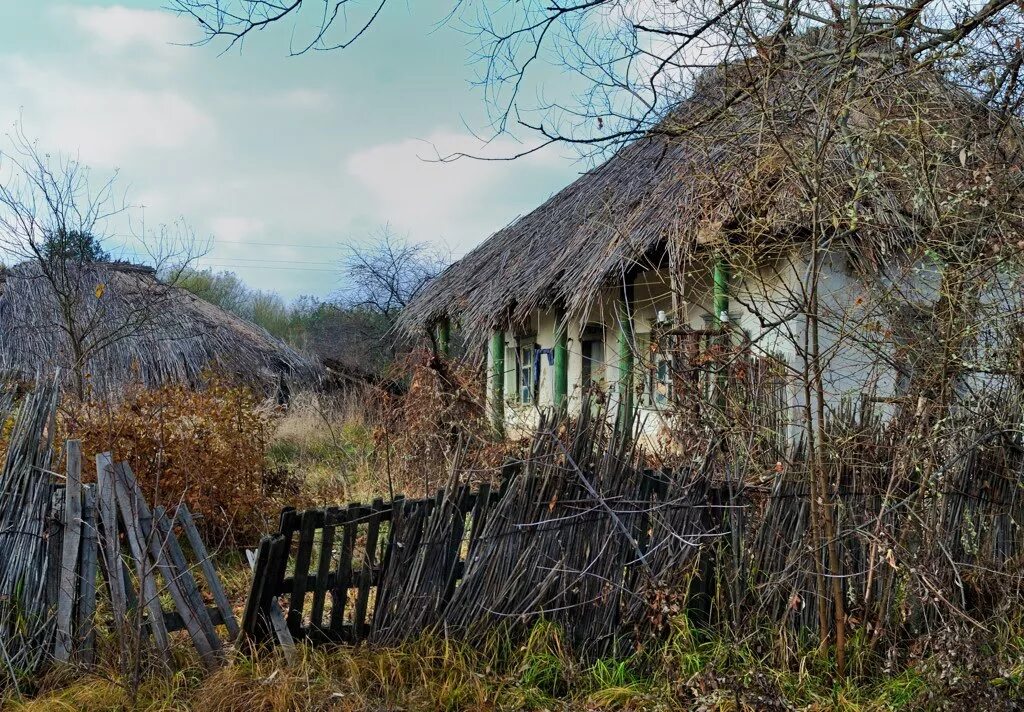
242,470,516,648
46,449,239,669
240,454,717,655
1,382,239,690
242,423,1024,659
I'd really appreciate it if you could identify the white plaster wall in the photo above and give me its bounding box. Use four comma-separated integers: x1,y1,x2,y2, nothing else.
484,246,941,446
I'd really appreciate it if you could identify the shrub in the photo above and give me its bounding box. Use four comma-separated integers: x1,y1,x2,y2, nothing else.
373,351,507,498
61,378,288,545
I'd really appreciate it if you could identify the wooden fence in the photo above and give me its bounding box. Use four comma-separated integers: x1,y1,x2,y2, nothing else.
240,460,692,655
238,394,1024,663
48,443,238,668
242,465,511,652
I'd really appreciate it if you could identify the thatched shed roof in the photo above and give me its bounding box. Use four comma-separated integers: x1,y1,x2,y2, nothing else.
401,42,1024,344
0,260,323,396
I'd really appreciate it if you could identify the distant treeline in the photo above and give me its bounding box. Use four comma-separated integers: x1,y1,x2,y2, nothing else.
173,267,396,380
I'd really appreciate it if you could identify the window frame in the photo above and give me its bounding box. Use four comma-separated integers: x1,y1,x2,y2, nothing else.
512,335,537,405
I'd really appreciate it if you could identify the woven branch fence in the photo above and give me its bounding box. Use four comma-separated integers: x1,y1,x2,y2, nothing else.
244,404,1024,659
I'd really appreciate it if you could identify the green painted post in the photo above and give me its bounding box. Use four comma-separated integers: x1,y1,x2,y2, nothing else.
617,286,635,433
490,331,505,435
553,309,568,412
713,258,730,329
436,318,451,357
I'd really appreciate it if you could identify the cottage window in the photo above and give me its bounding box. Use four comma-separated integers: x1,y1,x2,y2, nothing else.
580,323,605,392
651,353,673,406
503,345,517,396
638,332,673,407
516,339,536,404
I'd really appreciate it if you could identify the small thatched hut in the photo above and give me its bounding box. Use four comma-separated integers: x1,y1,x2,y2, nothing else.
402,41,1024,441
0,260,323,398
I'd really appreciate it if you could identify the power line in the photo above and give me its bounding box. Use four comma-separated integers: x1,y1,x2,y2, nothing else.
195,262,339,274
211,239,346,251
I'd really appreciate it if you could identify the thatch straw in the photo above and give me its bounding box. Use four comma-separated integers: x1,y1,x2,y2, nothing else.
400,41,1024,346
0,261,323,397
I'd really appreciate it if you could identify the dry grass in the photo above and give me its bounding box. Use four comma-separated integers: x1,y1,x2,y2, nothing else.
268,388,378,505
8,604,1024,711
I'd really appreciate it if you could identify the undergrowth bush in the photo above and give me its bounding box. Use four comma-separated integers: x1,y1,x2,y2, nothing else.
61,378,289,545
371,351,507,499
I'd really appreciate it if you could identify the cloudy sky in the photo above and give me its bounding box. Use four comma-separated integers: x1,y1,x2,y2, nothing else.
0,1,580,299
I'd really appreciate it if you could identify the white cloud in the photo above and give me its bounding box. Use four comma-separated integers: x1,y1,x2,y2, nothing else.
1,56,215,167
209,216,265,242
59,4,195,61
346,131,558,247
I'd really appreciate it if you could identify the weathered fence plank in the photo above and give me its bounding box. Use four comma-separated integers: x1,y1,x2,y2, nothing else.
115,464,220,667
153,505,223,664
110,464,170,658
286,509,320,637
177,504,240,639
354,500,383,636
96,452,128,631
54,441,82,662
309,506,337,634
76,483,99,664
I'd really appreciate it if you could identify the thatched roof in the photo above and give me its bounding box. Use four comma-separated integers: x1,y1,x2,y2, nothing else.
401,42,1024,344
0,260,323,396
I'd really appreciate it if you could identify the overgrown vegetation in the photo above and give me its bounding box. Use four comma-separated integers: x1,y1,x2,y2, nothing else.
7,614,1024,710
172,230,450,383
60,378,285,545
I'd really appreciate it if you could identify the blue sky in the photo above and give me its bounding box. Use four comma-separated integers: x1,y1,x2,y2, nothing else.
0,1,580,299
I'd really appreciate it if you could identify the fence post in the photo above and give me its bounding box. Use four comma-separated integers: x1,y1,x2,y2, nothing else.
54,440,82,662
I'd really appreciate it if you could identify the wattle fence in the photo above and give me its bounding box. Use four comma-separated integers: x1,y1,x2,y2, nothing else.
240,460,720,660
240,408,1024,660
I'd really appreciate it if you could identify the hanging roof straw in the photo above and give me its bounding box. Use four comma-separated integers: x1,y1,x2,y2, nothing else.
400,38,1024,347
0,260,323,397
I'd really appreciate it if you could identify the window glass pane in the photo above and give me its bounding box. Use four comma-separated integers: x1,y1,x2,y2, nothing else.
582,338,605,388
504,346,517,395
519,344,534,403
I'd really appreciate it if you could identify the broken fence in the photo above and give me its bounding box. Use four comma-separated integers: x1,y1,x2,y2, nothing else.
46,444,238,669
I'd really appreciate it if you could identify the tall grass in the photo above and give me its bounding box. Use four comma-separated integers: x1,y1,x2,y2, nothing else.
268,388,378,505
9,611,1024,711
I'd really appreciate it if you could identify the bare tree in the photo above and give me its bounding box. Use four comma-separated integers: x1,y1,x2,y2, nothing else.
0,125,202,398
173,1,1024,147
171,0,394,54
331,228,450,372
338,227,449,322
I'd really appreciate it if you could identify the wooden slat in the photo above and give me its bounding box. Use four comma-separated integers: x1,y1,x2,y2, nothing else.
266,536,297,663
95,453,128,631
45,487,65,614
114,464,220,667
467,483,491,558
244,543,296,664
176,505,239,639
54,441,82,662
109,464,170,658
153,505,224,663
240,537,274,643
328,503,358,637
286,508,321,637
354,500,382,637
310,507,338,633
76,484,99,665
441,487,471,607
